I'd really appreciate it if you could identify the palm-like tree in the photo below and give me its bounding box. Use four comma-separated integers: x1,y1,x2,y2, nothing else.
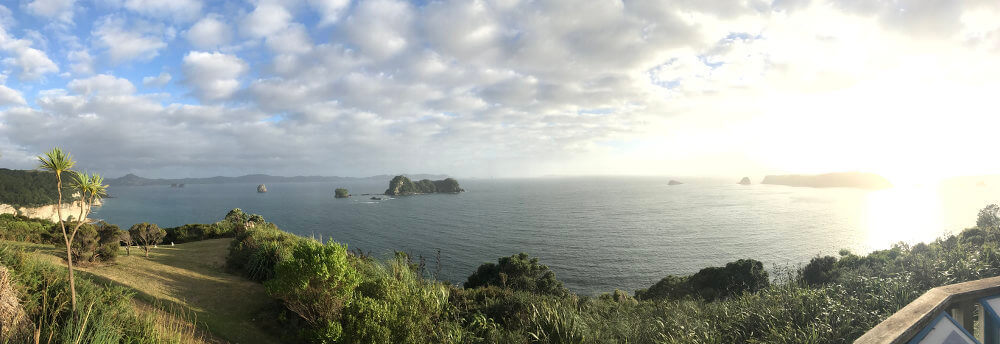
36,148,78,311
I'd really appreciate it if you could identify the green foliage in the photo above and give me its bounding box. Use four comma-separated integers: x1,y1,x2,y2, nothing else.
384,175,464,195
0,213,59,243
801,255,839,286
341,254,452,344
163,223,234,244
129,222,165,257
226,222,300,281
636,259,769,301
0,168,65,207
979,204,1000,231
266,240,360,343
465,253,568,297
335,188,350,198
0,244,168,343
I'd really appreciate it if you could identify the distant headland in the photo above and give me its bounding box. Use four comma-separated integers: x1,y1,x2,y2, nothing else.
106,173,450,186
761,172,892,189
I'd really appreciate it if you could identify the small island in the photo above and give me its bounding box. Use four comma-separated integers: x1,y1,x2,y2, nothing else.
335,188,349,198
668,180,683,185
257,184,267,193
761,172,892,189
384,175,464,196
739,177,752,185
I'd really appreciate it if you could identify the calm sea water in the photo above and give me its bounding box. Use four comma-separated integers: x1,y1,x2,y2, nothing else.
91,177,999,295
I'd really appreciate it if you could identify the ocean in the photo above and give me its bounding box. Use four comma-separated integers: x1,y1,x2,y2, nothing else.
91,177,999,295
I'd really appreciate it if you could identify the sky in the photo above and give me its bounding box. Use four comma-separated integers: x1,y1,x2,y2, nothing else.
0,0,999,181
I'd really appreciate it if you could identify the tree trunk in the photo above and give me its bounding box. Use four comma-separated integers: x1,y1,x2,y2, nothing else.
54,172,77,311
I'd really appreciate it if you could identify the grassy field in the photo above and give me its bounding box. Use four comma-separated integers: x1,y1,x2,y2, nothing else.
23,239,281,344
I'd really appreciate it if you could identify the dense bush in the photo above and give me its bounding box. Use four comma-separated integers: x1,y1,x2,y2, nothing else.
0,168,64,207
802,255,839,286
636,259,769,301
227,222,299,281
68,221,121,263
163,223,234,244
341,253,453,344
0,243,181,343
0,213,59,243
465,253,568,297
266,240,360,342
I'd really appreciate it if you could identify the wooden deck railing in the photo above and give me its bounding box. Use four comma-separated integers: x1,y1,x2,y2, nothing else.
855,275,1000,343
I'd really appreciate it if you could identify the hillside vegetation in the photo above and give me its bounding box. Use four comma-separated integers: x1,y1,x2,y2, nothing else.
0,168,64,207
5,205,1000,343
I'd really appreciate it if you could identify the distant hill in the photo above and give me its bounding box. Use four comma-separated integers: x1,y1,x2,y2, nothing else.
761,172,892,189
105,173,450,186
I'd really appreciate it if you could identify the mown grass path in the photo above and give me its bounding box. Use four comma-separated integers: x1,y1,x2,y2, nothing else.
34,239,281,344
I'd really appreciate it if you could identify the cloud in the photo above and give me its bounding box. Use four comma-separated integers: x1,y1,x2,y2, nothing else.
241,3,292,38
92,16,168,63
0,85,26,106
67,74,137,96
123,0,202,22
182,51,247,102
25,0,76,24
343,0,414,60
5,0,1000,178
184,14,232,49
307,0,351,27
142,72,171,87
0,27,59,80
67,49,94,75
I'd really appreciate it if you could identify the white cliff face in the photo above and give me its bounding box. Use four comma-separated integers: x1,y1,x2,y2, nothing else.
0,201,94,223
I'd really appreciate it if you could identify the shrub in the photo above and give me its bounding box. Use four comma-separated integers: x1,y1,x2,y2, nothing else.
226,222,300,281
163,223,234,244
129,222,165,257
465,253,568,297
636,259,769,301
341,254,452,344
801,256,838,286
266,240,360,342
0,213,59,243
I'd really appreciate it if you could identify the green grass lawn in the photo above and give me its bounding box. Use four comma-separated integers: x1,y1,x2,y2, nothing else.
24,239,281,344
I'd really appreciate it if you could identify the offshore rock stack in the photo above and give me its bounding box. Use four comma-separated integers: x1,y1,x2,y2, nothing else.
257,184,267,193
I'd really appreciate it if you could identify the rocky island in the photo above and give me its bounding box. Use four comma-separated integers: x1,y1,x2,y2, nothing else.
761,172,892,189
384,175,464,196
739,177,752,185
257,184,267,193
668,180,683,185
335,188,350,198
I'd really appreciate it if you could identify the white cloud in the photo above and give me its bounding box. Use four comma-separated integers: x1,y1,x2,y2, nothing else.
142,72,171,87
265,23,313,55
93,16,168,63
182,51,247,102
123,0,202,22
67,49,94,75
68,74,137,96
25,0,75,24
343,0,413,60
0,27,59,80
185,14,232,49
0,85,26,106
241,3,292,38
0,5,16,28
308,0,351,27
